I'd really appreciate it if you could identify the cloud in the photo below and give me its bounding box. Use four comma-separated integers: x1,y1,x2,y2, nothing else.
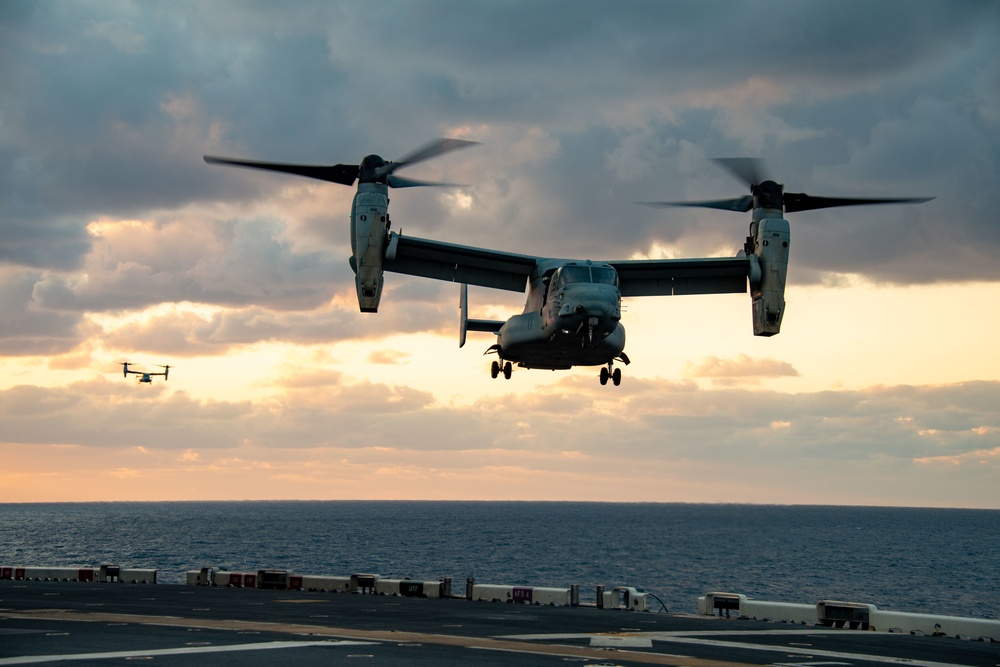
685,354,800,383
4,376,996,462
368,349,409,365
84,20,147,55
2,369,997,505
5,1,998,285
0,379,251,449
915,445,1000,467
0,269,86,355
33,217,345,312
90,289,454,356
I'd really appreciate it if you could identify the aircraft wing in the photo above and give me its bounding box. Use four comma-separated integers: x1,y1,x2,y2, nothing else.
383,232,537,293
608,256,750,297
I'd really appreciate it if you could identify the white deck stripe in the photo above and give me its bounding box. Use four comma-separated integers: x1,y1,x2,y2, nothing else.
649,636,972,667
0,640,374,665
501,632,974,667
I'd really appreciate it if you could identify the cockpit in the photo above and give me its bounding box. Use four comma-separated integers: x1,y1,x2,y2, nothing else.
551,264,619,289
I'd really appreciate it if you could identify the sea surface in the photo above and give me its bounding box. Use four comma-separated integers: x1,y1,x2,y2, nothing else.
1,502,997,618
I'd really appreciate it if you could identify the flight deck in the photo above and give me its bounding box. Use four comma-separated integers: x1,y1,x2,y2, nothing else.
2,579,998,666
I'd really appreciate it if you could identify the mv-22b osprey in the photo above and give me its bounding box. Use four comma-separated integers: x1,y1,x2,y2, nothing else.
120,362,170,383
206,147,930,386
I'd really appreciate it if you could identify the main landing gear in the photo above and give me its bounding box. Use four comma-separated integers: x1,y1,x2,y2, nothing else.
491,360,512,380
599,364,622,387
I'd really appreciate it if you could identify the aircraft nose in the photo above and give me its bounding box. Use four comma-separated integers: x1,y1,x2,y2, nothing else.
556,284,621,326
560,298,619,323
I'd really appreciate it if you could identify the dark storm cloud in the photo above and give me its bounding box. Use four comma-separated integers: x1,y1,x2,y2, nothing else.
312,0,984,121
0,215,92,271
0,269,84,355
2,2,353,250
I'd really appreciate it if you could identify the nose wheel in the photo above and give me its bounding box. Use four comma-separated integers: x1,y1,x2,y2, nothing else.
599,365,622,386
491,360,512,380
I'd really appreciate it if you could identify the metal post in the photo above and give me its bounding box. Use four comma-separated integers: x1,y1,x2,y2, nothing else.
596,585,605,609
570,584,580,607
441,577,452,598
466,577,474,600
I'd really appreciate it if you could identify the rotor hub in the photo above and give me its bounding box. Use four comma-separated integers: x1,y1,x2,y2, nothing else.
359,154,389,184
752,180,784,210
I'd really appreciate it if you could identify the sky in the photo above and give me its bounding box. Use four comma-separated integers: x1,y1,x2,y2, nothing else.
1,0,998,507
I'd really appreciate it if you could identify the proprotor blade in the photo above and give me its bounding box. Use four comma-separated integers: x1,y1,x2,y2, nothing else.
638,196,754,212
375,138,480,181
713,158,768,188
783,193,935,213
387,175,464,189
392,138,479,171
636,158,764,211
203,156,360,186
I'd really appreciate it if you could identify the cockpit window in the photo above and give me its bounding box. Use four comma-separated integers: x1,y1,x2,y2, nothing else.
559,266,591,285
553,265,619,288
591,267,618,286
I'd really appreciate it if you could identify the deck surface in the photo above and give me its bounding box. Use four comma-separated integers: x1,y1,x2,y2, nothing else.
1,582,996,666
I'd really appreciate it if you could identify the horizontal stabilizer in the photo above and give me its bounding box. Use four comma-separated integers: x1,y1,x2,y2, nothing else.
467,319,504,333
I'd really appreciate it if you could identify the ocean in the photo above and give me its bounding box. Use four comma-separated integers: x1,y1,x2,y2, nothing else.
1,501,997,618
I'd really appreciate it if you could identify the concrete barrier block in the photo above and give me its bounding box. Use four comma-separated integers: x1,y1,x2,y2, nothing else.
472,584,513,602
743,599,816,624
374,579,442,598
531,587,571,606
120,569,157,584
300,575,352,592
213,571,249,587
186,568,213,586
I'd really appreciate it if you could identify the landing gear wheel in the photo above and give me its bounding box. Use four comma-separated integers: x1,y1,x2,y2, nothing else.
600,367,609,385
491,360,500,378
612,368,622,386
503,362,512,379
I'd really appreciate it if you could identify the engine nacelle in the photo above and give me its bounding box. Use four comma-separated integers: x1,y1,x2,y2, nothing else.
750,217,789,336
350,187,389,312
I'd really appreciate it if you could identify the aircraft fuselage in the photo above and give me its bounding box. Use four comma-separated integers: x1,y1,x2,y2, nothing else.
497,260,625,370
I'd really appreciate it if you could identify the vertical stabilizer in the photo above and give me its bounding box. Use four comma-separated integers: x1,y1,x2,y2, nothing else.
459,284,506,347
460,284,469,348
